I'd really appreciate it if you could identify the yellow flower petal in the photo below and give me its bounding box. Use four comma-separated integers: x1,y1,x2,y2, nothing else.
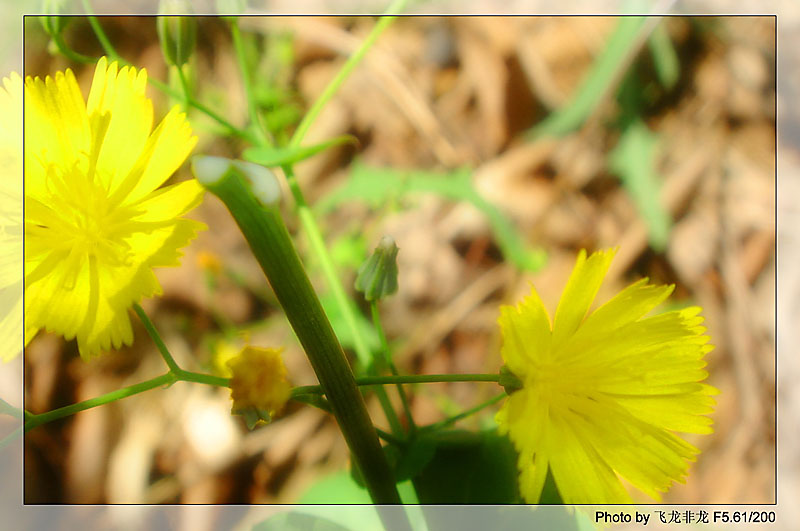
551,248,615,349
498,285,551,376
24,58,203,358
1,72,23,361
496,248,718,504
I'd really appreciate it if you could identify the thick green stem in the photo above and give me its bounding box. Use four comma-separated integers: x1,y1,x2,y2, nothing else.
194,158,403,506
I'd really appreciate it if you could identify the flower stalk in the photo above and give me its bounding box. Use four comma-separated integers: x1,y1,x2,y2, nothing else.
192,156,403,505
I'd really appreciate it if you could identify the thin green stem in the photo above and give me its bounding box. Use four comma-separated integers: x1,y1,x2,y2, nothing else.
50,30,96,64
291,373,501,397
25,372,176,432
275,1,407,381
375,427,405,447
133,303,182,374
175,64,192,110
289,0,407,148
21,369,228,437
176,369,230,388
373,377,404,439
65,6,256,144
230,18,269,146
0,397,23,420
81,3,122,63
419,392,506,434
371,302,416,433
0,426,22,451
282,165,371,366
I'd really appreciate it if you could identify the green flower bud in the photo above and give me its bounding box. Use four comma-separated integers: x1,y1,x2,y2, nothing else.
355,236,399,302
156,1,197,67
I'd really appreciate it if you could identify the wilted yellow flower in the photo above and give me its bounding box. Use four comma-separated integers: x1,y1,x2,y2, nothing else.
496,248,718,504
227,346,291,428
0,73,23,362
25,57,205,358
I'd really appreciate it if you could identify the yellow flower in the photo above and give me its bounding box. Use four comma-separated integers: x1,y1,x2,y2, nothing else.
495,248,718,504
0,73,23,361
227,346,291,428
25,57,205,358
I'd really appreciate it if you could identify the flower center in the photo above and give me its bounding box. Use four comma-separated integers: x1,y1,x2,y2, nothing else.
26,163,137,289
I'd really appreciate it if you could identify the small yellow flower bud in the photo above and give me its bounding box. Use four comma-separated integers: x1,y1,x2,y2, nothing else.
227,346,291,429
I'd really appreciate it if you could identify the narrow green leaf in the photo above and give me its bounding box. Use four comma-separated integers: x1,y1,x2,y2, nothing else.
608,120,672,251
647,22,680,89
242,134,357,167
529,17,648,138
319,161,546,272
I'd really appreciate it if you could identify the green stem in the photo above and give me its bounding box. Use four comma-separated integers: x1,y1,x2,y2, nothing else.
375,427,405,447
291,373,501,397
81,3,122,63
25,372,176,432
50,30,96,64
371,302,416,433
230,18,269,146
275,1,407,385
195,159,403,506
176,369,230,388
289,0,407,148
279,168,406,439
175,64,192,110
419,392,506,434
133,303,182,374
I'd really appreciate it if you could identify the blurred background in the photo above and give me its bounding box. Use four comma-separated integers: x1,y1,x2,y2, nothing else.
13,8,780,513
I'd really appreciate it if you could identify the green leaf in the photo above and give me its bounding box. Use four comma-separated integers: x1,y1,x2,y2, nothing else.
383,436,438,482
300,470,418,504
608,120,672,251
305,469,373,504
647,23,680,90
242,134,357,167
411,429,521,504
529,17,648,138
319,161,546,272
